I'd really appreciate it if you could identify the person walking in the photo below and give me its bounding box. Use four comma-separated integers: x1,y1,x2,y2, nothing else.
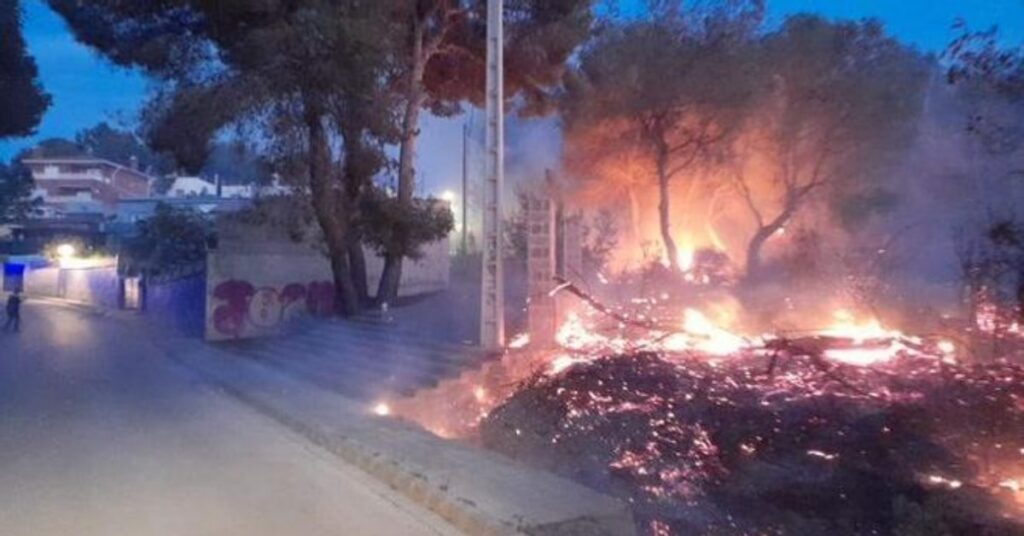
4,291,22,332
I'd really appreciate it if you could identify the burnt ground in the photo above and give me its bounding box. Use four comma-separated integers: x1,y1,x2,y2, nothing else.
479,352,1024,536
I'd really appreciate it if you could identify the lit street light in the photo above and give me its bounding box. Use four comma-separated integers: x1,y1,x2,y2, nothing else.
56,243,77,260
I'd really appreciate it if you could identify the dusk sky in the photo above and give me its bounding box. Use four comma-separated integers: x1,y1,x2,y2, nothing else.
3,0,1024,195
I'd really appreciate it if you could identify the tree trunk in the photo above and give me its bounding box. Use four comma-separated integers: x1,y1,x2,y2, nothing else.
1017,267,1024,326
656,146,679,271
376,255,403,305
305,110,360,317
348,237,369,305
744,225,774,280
745,212,792,280
379,21,429,304
329,252,359,317
627,186,641,242
339,119,370,306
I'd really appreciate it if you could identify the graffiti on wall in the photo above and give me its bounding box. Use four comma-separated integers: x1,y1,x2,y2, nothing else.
211,280,335,338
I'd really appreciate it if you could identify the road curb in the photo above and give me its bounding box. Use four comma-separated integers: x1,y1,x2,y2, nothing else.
21,295,109,316
159,335,637,536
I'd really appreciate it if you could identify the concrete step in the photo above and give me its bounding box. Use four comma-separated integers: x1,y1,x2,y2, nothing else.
244,345,455,393
266,334,481,370
305,315,481,347
253,351,427,400
249,334,483,377
224,318,496,401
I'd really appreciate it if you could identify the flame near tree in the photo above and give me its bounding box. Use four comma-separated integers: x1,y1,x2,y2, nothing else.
562,11,928,279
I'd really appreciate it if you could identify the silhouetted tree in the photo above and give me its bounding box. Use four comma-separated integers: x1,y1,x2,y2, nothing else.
48,0,398,316
0,0,50,139
375,0,596,302
561,2,762,271
0,160,38,222
732,16,928,278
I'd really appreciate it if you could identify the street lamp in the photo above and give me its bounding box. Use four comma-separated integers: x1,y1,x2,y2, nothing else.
56,243,77,260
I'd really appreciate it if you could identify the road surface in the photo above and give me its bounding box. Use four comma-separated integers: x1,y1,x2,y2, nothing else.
0,299,464,536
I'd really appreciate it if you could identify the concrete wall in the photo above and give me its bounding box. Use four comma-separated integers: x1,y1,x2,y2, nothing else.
22,266,59,296
63,265,121,309
146,274,206,337
16,258,120,309
206,219,450,340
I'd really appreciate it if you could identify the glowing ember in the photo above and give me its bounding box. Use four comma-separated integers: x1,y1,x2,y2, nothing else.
550,354,589,374
478,351,1024,534
806,449,838,461
677,249,695,272
550,303,930,369
927,474,964,490
395,278,1024,534
678,308,749,356
508,333,531,349
372,402,391,416
818,310,904,341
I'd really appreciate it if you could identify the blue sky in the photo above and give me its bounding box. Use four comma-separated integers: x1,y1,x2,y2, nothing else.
3,0,1024,193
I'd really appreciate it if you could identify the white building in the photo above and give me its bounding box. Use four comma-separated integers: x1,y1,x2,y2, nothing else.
166,176,218,198
23,157,155,215
164,176,290,199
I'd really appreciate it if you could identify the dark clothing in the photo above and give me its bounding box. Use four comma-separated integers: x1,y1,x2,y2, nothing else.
5,295,21,332
6,294,21,316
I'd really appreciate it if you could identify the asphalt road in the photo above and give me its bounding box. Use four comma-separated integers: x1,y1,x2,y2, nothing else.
0,299,463,536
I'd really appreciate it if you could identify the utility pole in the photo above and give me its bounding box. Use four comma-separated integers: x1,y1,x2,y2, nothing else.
461,119,469,255
480,0,504,351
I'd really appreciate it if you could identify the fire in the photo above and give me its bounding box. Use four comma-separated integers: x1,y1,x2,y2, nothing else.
508,333,531,349
816,310,920,366
677,249,695,272
372,402,391,416
669,309,750,356
927,474,964,490
551,304,928,370
819,310,904,342
390,280,1024,533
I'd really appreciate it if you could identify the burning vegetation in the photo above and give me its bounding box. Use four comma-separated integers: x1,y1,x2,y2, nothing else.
389,3,1024,535
394,291,1024,535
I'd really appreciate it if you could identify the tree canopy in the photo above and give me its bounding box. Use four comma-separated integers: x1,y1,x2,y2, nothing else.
18,122,176,176
561,10,929,281
0,0,50,139
562,1,762,271
125,203,213,277
47,0,593,309
733,15,929,277
0,160,38,223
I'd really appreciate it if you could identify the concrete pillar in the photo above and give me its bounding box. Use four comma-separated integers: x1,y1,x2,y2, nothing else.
480,0,505,350
561,212,583,281
527,195,557,347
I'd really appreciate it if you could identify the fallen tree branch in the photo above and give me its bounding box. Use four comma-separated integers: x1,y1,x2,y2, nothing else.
551,276,665,331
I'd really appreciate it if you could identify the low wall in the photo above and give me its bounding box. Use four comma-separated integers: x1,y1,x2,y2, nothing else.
63,265,121,309
16,258,120,309
206,219,450,340
23,266,59,296
146,274,206,337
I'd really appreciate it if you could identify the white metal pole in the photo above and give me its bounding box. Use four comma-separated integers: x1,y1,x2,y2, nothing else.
480,0,505,350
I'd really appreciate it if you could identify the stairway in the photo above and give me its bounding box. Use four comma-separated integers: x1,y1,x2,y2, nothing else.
216,315,495,402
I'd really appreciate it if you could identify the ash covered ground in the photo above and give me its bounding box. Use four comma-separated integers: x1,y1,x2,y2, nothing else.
479,350,1024,535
